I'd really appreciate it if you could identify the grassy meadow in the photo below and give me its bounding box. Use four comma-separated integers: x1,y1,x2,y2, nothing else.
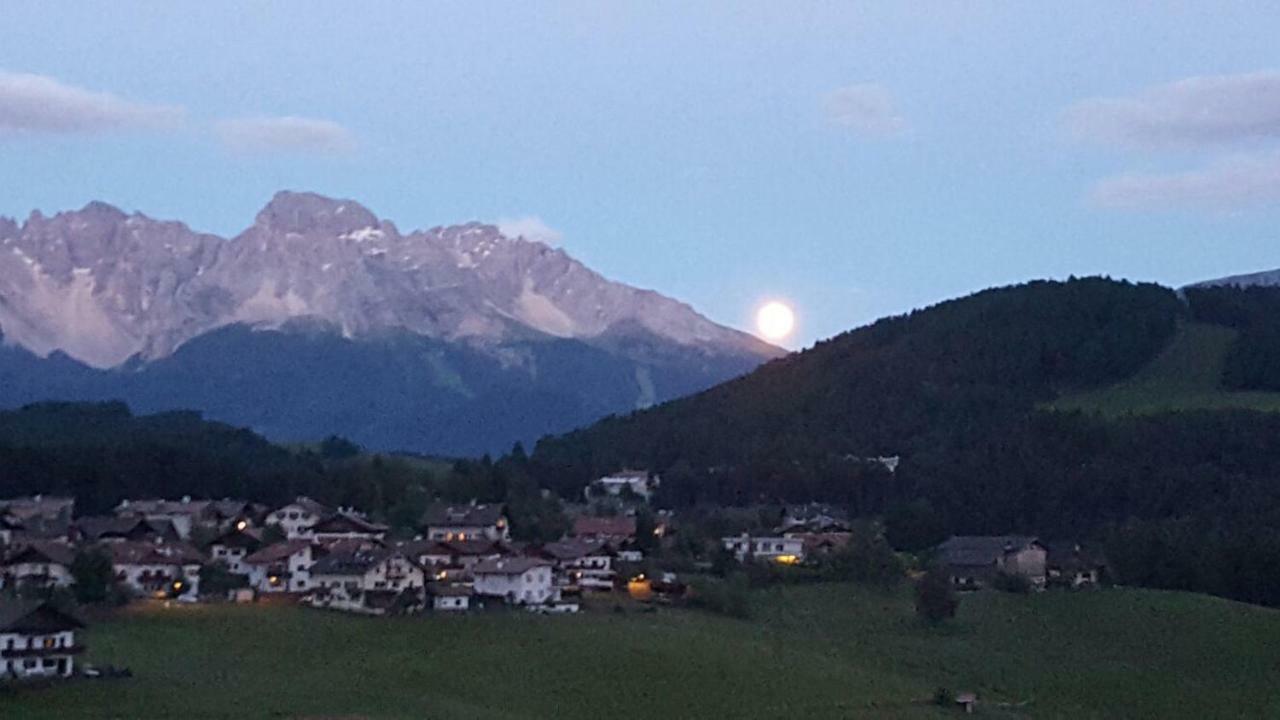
4,585,1280,719
1052,322,1280,416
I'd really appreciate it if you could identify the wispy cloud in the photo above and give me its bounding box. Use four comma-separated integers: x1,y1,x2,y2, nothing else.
1068,71,1280,149
497,216,563,246
823,84,906,137
215,116,357,155
0,70,183,134
1090,153,1280,211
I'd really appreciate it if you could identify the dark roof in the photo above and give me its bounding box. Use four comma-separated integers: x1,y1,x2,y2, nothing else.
77,515,179,543
210,527,264,550
3,540,76,567
0,599,84,633
442,538,503,557
420,503,506,528
0,512,23,530
243,539,315,565
427,582,473,598
572,516,637,538
115,498,213,516
539,539,611,562
276,496,330,517
472,557,550,575
936,536,1042,567
311,548,414,576
0,496,74,521
106,540,205,566
1044,541,1107,570
308,513,388,535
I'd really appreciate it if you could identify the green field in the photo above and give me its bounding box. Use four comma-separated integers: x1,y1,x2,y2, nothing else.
1052,322,1280,416
4,585,1280,719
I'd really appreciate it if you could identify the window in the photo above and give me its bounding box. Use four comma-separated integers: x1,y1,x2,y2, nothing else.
24,660,36,669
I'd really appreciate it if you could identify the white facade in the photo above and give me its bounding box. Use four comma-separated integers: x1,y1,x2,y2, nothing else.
1,629,78,679
1,561,74,590
473,561,556,605
722,534,806,563
114,561,201,601
431,594,470,612
245,545,316,593
209,543,252,576
309,554,426,614
265,501,324,539
561,553,615,591
590,471,658,501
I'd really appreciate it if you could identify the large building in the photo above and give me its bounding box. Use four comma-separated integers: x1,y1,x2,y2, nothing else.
935,536,1048,590
420,503,509,542
0,599,85,680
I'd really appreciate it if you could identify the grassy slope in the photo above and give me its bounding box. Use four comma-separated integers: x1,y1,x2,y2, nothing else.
5,586,1280,719
1052,322,1280,416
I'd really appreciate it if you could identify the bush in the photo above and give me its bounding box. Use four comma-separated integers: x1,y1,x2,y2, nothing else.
915,569,958,624
70,548,116,605
991,571,1032,594
688,572,752,619
821,521,905,586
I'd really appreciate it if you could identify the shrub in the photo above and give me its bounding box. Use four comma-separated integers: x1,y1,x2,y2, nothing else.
991,571,1032,594
915,569,959,624
689,572,752,619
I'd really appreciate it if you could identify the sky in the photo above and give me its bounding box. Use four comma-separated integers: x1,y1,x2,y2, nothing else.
2,2,1280,349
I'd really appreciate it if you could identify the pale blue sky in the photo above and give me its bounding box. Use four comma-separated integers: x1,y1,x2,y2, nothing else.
2,2,1279,347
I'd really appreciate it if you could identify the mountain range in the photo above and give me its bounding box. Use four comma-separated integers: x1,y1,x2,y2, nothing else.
0,192,780,455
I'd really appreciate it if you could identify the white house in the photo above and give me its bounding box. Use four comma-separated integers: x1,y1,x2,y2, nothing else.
722,534,805,564
0,600,84,680
0,542,76,591
264,497,330,539
242,540,321,593
207,527,265,576
419,503,509,542
107,540,204,601
472,557,556,605
426,583,472,612
307,548,426,615
586,470,658,502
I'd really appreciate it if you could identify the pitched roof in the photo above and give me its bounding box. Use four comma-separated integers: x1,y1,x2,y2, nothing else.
427,582,473,597
276,496,330,517
539,538,610,562
936,536,1041,567
472,557,551,575
310,548,413,576
420,503,506,528
308,513,388,535
116,498,213,516
572,516,637,538
76,515,179,542
0,599,84,633
442,538,503,557
243,539,315,565
0,496,74,521
210,527,264,549
3,540,76,567
106,540,205,566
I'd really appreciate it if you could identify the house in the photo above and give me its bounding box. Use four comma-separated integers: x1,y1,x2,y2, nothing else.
586,470,658,502
0,542,76,590
303,512,388,543
264,496,331,539
0,514,22,546
106,540,204,601
426,583,472,612
537,539,617,591
795,532,854,558
935,536,1048,590
242,539,321,593
420,503,509,542
1045,541,1107,589
74,515,179,544
0,599,85,680
114,497,217,540
207,527,265,576
472,557,557,606
209,499,265,531
307,548,426,615
722,534,805,564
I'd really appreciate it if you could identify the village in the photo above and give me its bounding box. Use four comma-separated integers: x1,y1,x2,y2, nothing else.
0,469,1107,684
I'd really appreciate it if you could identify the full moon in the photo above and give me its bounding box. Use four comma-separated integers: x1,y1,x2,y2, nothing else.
756,301,795,341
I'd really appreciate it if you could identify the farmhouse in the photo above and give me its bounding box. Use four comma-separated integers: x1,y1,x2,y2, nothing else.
243,539,321,593
1045,541,1107,589
307,548,426,615
420,503,509,541
472,557,556,605
0,599,84,680
107,540,205,601
208,527,265,576
0,542,76,590
935,536,1048,590
303,512,388,543
722,534,805,564
265,496,331,539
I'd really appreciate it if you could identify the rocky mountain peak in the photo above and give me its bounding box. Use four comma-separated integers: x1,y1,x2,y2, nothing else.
253,190,380,237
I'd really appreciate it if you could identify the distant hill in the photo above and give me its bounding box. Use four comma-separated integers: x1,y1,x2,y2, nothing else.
1188,267,1280,289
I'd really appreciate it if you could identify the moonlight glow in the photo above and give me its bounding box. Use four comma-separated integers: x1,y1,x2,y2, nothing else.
756,301,795,341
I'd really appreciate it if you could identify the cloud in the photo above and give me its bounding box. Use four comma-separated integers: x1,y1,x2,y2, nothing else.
823,84,906,136
497,216,563,246
1090,153,1280,211
0,70,183,134
1068,71,1280,148
215,116,357,155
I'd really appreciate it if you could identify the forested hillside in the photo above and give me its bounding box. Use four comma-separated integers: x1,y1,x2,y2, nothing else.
529,278,1280,605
